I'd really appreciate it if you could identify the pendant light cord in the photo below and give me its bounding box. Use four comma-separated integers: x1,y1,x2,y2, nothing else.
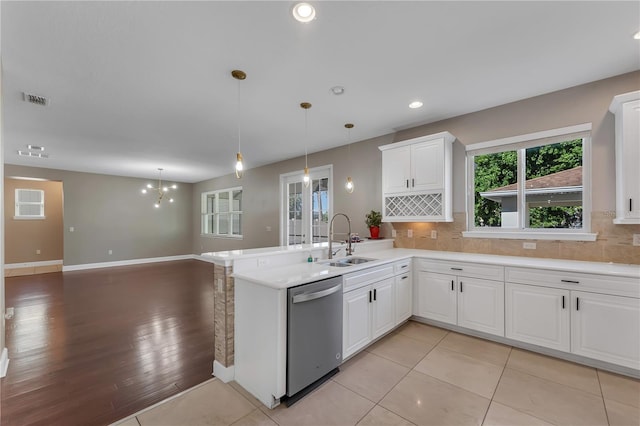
304,108,308,168
237,79,241,154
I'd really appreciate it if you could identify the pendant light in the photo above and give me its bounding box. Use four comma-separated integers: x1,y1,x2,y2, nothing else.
232,69,246,178
300,102,312,187
344,123,355,194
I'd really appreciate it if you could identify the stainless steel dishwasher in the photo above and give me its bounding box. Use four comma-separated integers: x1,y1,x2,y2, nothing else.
287,275,343,405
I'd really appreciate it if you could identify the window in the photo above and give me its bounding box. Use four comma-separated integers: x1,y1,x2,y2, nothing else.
464,124,596,241
15,189,45,219
280,165,332,245
201,187,242,238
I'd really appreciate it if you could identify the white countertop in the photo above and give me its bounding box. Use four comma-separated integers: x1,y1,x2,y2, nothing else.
232,248,640,289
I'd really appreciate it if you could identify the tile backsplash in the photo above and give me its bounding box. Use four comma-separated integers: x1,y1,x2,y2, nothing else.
390,212,640,265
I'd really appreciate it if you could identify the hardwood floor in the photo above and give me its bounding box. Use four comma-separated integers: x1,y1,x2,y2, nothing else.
1,259,215,426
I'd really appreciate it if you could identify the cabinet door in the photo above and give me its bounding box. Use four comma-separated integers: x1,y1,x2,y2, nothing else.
621,100,640,219
343,286,372,359
417,271,457,325
382,146,411,194
395,272,412,324
457,277,504,336
411,139,444,191
372,278,395,339
571,291,640,370
505,283,570,351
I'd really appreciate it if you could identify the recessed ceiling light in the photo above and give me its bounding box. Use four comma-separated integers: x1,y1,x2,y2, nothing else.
330,86,345,95
27,144,45,151
634,31,640,40
409,101,423,109
292,3,316,23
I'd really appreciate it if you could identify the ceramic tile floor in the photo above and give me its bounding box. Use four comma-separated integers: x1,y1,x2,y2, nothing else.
113,321,640,426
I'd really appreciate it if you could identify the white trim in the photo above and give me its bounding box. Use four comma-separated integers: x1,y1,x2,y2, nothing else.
0,347,9,378
613,217,640,225
462,231,598,241
378,131,455,151
62,254,195,272
12,216,46,220
213,360,235,383
5,259,63,269
609,90,640,112
466,123,592,152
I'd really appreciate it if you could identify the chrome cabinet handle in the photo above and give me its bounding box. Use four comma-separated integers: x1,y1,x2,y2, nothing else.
561,279,580,284
451,267,463,271
562,295,565,309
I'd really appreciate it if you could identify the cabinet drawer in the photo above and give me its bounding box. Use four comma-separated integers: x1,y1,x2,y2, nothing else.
394,259,412,275
505,267,640,298
343,264,394,292
417,258,504,281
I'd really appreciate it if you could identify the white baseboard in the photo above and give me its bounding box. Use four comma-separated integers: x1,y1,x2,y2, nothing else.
5,259,63,269
0,348,9,378
62,254,196,272
213,360,234,383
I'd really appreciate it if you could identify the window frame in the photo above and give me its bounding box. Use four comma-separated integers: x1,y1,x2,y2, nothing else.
201,186,243,239
14,188,45,220
279,165,333,246
463,123,597,241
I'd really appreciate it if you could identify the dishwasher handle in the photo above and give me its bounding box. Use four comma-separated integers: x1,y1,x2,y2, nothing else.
292,283,342,304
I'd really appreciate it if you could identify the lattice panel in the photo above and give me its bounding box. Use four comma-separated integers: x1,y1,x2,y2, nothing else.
385,193,443,218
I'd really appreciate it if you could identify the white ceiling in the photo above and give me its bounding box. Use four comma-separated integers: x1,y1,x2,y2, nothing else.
2,1,639,183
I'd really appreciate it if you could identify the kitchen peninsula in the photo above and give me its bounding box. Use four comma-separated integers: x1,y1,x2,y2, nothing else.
202,240,640,409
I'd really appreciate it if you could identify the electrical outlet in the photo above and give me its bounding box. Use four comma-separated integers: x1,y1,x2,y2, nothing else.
391,229,397,238
36,249,41,255
108,249,113,255
217,278,223,292
407,229,413,238
431,230,437,239
257,258,268,267
523,242,537,250
633,234,640,246
4,307,14,320
69,226,75,232
266,226,272,232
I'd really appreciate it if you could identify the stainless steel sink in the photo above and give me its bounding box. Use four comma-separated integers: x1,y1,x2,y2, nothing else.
325,257,375,267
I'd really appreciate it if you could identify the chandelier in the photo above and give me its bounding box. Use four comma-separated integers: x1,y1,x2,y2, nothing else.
141,168,177,208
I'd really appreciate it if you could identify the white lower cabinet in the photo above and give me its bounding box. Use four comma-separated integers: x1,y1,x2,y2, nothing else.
342,285,373,358
457,277,504,336
571,291,640,370
343,276,396,359
372,278,396,338
505,282,570,352
417,271,457,325
417,264,504,336
395,271,412,324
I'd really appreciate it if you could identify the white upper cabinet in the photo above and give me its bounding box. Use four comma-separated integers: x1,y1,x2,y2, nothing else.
379,132,455,222
609,91,640,224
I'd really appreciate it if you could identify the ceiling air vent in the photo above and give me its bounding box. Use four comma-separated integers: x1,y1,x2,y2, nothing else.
23,92,49,106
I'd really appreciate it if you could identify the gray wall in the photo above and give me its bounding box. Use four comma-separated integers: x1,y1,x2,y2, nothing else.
193,71,640,254
4,165,193,266
192,132,394,253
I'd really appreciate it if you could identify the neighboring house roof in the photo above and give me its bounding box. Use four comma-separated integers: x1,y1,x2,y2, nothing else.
480,166,582,202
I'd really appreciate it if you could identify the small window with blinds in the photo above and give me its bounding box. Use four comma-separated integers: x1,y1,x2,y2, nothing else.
15,189,45,219
201,187,243,238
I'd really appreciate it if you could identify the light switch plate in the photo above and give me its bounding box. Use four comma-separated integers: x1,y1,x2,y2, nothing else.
407,229,413,238
523,242,536,250
391,229,397,238
431,230,437,239
633,234,640,246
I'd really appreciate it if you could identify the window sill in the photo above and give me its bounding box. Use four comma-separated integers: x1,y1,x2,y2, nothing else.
200,234,243,240
13,216,46,220
462,231,598,242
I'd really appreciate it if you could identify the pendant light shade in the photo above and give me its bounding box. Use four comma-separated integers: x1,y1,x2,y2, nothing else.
232,69,246,179
344,123,355,193
300,102,312,188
